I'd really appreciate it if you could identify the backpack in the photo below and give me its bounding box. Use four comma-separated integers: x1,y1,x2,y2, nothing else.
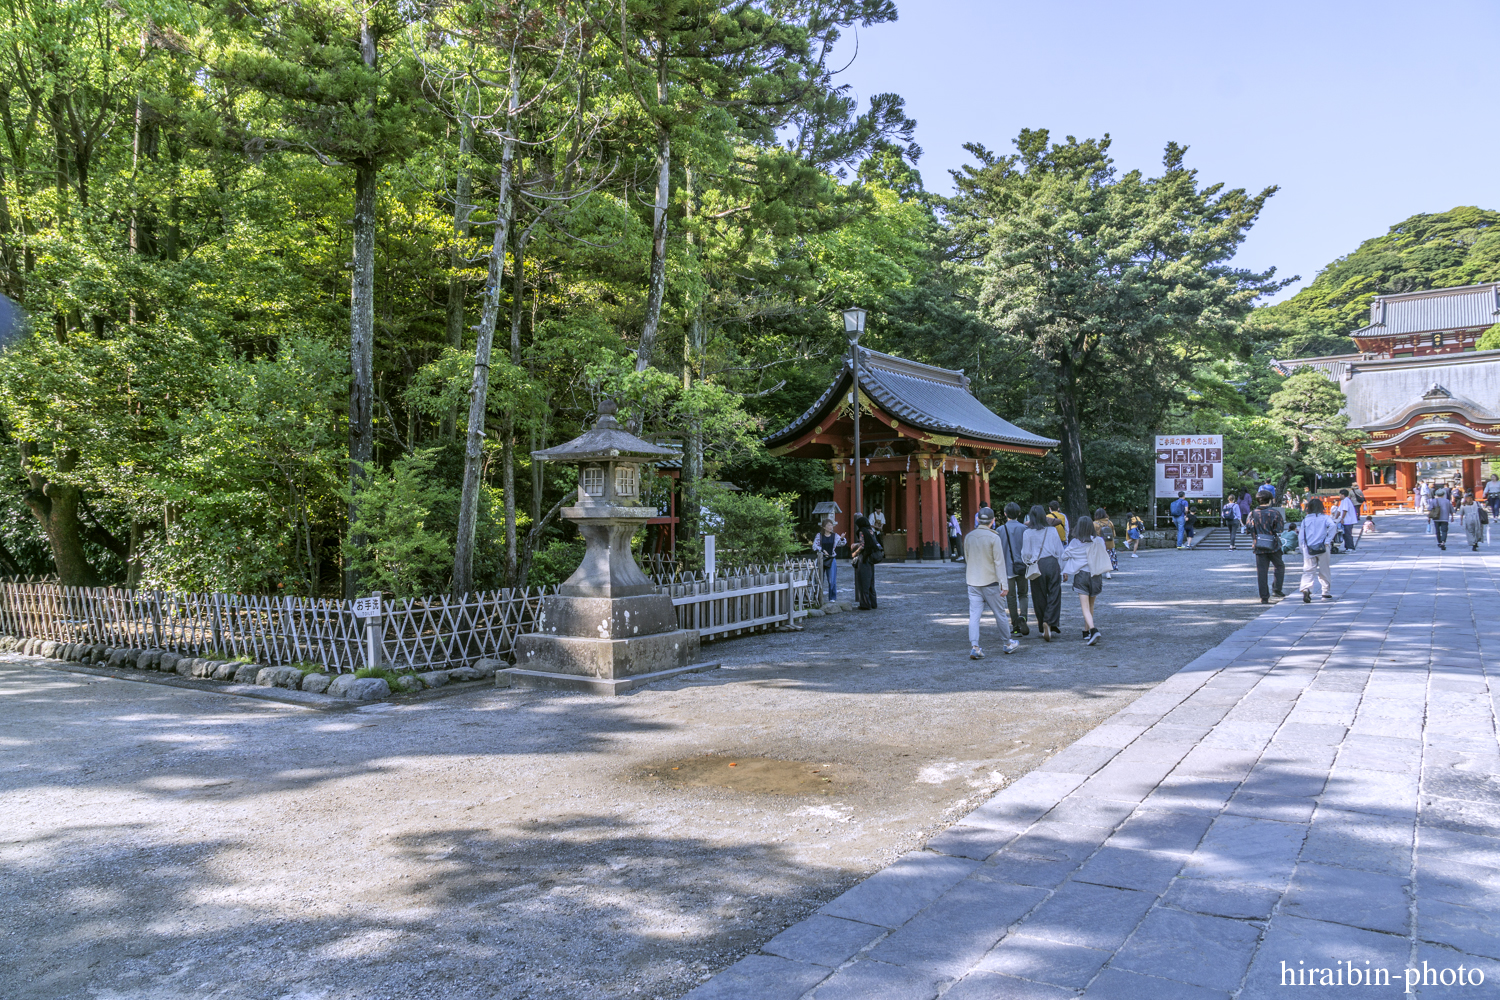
1352,487,1366,505
866,531,885,565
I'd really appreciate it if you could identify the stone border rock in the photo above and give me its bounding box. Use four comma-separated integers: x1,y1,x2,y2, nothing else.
0,636,511,704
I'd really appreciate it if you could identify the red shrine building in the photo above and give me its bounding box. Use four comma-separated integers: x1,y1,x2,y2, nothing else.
764,349,1057,560
1274,282,1500,508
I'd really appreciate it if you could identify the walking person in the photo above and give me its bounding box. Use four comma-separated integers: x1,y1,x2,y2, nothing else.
1297,497,1336,602
1461,495,1485,551
1246,490,1286,604
1022,504,1065,641
1334,489,1359,552
1061,519,1109,645
963,507,1021,659
1429,488,1453,551
1093,508,1117,576
811,519,844,602
999,503,1030,636
1046,501,1069,544
1417,480,1431,514
1170,491,1189,548
1124,510,1145,558
850,515,880,609
1485,473,1500,519
1220,497,1243,550
948,512,963,562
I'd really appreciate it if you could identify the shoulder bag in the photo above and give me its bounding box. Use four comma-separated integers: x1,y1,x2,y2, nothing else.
1249,510,1278,554
1306,517,1327,555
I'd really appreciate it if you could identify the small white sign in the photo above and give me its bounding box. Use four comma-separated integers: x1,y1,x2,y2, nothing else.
353,593,383,618
704,535,716,579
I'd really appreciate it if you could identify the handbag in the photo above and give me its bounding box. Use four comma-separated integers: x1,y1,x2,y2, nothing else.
1085,539,1112,576
1025,559,1042,581
1249,510,1278,553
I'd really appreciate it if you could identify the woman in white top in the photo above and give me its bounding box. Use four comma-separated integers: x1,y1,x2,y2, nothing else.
1021,504,1065,641
1297,497,1336,602
1060,518,1111,645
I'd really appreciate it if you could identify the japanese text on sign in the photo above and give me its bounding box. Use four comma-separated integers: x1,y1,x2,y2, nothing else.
1155,435,1223,498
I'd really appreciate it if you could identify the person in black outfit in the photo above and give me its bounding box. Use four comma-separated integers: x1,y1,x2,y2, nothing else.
851,514,879,610
1247,490,1286,604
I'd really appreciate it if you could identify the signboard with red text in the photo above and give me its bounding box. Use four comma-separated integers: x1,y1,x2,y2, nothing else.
1155,435,1224,498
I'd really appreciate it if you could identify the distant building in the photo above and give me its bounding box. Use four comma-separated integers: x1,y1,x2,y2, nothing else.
1273,283,1500,508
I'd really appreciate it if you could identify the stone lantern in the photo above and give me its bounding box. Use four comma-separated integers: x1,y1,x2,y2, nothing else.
507,401,714,693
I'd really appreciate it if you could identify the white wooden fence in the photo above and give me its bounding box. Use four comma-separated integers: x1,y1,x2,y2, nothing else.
0,558,825,673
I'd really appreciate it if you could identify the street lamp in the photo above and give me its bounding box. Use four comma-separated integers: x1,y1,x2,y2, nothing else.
842,307,867,519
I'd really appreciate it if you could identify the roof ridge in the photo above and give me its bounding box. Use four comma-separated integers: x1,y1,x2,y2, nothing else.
857,347,968,387
1371,281,1500,303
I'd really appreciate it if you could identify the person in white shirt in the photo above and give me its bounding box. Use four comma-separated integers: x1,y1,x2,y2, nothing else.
1485,474,1500,519
1060,519,1110,645
870,507,886,533
1334,489,1360,552
1298,498,1336,602
961,507,1020,659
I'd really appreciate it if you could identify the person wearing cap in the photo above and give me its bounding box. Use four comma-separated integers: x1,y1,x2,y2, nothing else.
963,507,1021,659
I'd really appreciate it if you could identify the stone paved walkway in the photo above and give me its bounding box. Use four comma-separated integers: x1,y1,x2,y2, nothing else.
686,515,1500,999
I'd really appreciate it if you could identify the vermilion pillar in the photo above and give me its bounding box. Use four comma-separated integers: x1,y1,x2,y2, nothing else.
979,458,993,510
830,459,852,535
1463,457,1481,496
920,457,943,560
1395,462,1416,508
905,468,921,561
1355,451,1369,491
962,466,981,537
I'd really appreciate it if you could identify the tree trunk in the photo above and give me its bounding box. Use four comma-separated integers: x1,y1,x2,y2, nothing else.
1055,355,1089,527
634,125,670,372
126,519,146,589
346,159,378,597
453,65,518,596
441,111,474,441
502,219,529,585
19,445,99,587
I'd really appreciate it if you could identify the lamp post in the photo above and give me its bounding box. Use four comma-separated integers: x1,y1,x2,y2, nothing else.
842,306,867,519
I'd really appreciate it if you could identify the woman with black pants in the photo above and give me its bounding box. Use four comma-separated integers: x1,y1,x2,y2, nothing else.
851,514,879,610
1021,504,1064,640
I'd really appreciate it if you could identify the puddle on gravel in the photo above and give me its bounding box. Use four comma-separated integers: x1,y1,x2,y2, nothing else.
638,755,839,795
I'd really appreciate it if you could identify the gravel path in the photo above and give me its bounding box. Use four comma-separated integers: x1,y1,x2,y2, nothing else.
1,545,1274,999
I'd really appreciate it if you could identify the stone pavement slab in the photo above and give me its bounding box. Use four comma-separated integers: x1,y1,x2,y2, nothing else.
684,516,1500,998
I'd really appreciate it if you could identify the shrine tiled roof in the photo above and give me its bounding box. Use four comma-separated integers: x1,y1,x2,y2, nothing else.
1354,282,1500,339
765,349,1058,451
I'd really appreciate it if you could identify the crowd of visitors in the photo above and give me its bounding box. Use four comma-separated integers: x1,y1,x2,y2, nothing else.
810,468,1493,659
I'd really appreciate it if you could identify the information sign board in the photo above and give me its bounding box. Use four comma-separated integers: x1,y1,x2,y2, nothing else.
1155,435,1224,498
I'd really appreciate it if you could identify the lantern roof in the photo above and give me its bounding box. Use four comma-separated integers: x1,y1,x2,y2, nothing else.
531,400,679,463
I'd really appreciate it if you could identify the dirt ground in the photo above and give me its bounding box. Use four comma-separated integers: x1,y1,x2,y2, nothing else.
1,545,1274,1000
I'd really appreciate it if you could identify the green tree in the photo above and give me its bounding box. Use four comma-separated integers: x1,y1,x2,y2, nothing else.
966,130,1288,522
1265,370,1360,492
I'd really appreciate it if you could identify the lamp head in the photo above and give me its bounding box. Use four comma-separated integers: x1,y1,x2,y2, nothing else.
841,306,866,341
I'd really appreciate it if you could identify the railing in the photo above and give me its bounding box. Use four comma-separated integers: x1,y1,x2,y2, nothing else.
664,560,822,641
0,557,826,670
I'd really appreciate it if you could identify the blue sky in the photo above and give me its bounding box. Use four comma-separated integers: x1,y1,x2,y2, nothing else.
836,0,1500,302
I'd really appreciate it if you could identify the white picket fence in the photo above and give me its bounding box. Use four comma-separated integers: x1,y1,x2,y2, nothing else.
0,558,825,673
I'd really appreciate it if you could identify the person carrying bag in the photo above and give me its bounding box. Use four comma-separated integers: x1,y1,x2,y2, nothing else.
1298,498,1335,602
1247,491,1286,604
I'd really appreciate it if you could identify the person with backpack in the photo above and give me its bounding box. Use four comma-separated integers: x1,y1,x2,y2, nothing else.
811,519,844,602
849,514,881,609
1220,498,1243,550
1247,491,1286,604
1170,491,1189,548
1297,497,1336,602
1124,510,1145,557
1061,518,1111,645
1429,488,1453,551
1021,504,1065,641
999,502,1030,636
1092,508,1117,576
963,507,1022,659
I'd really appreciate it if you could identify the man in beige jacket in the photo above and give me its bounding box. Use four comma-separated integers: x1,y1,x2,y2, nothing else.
964,507,1021,659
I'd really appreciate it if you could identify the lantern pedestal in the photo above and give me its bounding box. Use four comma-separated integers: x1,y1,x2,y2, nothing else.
505,502,715,695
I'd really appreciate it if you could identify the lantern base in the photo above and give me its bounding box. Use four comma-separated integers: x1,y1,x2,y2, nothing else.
532,593,679,639
501,658,719,696
511,627,703,685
